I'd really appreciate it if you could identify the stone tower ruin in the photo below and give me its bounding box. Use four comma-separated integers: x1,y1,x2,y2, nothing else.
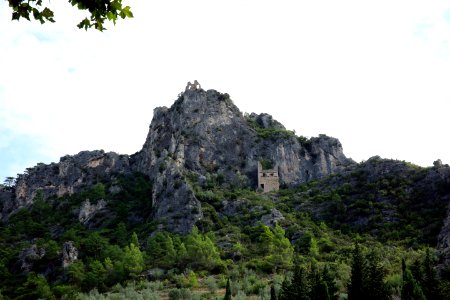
257,162,280,193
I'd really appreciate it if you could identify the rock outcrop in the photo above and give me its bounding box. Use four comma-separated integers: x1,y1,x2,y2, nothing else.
261,208,285,228
1,150,131,220
1,84,354,233
78,199,107,225
62,241,78,268
18,243,46,273
130,87,353,231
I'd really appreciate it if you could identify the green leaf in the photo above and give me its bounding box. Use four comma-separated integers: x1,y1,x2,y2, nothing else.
9,0,23,9
12,12,20,20
106,11,114,21
41,7,54,20
122,6,133,18
111,0,122,11
32,8,40,19
77,18,91,31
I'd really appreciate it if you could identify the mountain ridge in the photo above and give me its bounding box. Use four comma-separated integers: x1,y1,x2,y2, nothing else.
1,83,450,299
1,85,354,233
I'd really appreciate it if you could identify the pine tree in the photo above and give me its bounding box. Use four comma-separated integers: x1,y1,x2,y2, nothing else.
130,232,139,247
123,242,144,279
348,243,366,300
224,278,232,300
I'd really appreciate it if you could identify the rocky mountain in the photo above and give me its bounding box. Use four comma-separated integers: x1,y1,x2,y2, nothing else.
0,83,353,233
1,83,450,299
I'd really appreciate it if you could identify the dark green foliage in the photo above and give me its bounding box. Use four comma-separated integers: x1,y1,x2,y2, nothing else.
113,222,128,247
348,244,390,300
246,117,296,140
82,232,109,259
279,277,293,300
16,272,55,300
146,232,177,268
422,248,441,300
365,251,390,300
348,243,366,300
322,265,338,300
260,159,274,170
401,259,426,300
1,160,450,299
7,0,133,31
279,262,336,300
271,284,278,300
292,264,310,300
3,176,15,188
310,262,330,300
224,278,231,300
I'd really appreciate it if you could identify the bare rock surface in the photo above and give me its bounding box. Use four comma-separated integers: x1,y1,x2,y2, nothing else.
62,241,78,268
2,84,354,234
18,243,45,273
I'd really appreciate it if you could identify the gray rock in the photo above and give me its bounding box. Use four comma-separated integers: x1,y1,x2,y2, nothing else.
221,199,248,217
0,189,14,220
78,199,107,225
247,112,285,130
261,208,285,227
2,150,131,220
62,241,78,268
18,243,45,273
3,85,354,234
130,88,353,232
434,159,443,168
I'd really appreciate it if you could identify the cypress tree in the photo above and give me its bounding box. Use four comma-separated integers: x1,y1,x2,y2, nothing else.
422,248,441,300
365,251,389,300
322,264,338,300
401,259,426,300
310,262,326,300
292,264,310,300
348,243,366,300
270,283,278,300
224,278,232,300
279,277,293,300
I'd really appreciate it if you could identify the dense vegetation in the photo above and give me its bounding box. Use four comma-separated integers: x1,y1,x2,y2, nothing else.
0,158,449,299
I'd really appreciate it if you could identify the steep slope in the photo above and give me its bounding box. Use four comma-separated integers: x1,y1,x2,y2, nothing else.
1,84,353,233
280,156,450,246
1,150,132,220
130,86,353,232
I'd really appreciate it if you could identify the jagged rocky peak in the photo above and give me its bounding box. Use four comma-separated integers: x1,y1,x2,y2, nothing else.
1,81,354,233
135,81,353,187
246,112,285,130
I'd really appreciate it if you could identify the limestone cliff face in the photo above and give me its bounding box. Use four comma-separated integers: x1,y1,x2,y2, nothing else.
1,85,354,233
133,88,353,187
1,150,131,219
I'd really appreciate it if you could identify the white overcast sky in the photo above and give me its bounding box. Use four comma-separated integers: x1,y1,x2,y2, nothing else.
1,1,450,181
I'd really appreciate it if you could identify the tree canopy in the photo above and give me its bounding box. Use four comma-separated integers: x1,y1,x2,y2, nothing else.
7,0,133,31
